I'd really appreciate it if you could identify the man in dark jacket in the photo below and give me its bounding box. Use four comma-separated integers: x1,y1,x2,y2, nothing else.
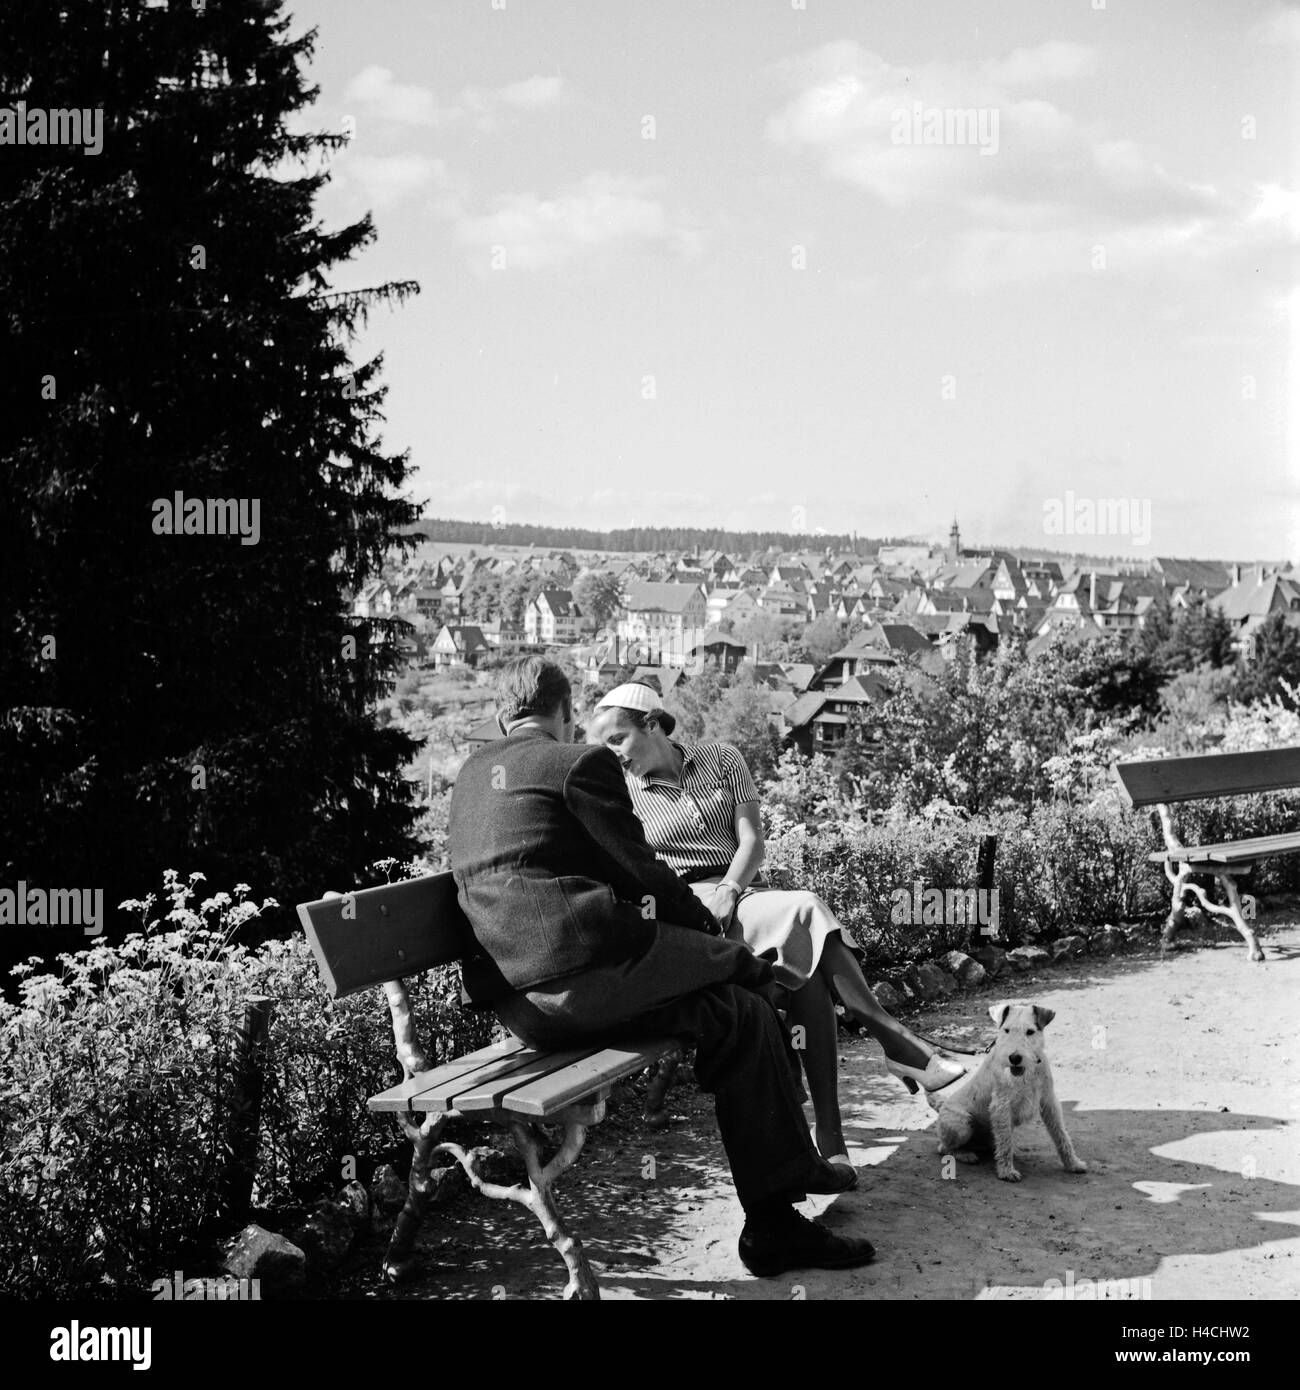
448,656,875,1277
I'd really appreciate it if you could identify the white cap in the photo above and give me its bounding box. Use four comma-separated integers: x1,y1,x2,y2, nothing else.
595,681,664,715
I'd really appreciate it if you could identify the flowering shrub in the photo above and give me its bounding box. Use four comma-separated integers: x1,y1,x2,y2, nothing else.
0,870,494,1298
764,796,1169,970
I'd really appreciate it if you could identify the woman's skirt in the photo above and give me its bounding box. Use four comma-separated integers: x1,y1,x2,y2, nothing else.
687,878,856,991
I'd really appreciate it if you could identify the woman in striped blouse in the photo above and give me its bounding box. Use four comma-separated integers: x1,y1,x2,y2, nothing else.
588,681,969,1169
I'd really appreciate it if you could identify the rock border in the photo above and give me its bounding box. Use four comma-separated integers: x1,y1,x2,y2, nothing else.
868,922,1150,1014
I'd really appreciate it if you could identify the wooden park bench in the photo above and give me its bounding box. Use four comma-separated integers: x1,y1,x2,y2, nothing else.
1112,746,1300,962
297,872,681,1300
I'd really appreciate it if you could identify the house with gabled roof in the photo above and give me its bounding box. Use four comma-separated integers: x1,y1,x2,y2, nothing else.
780,662,817,692
706,586,760,627
1041,571,1122,632
524,588,593,646
1151,557,1231,597
438,576,464,622
805,590,849,625
352,579,394,618
1021,560,1064,593
618,582,709,668
781,672,889,755
1010,600,1051,634
689,628,748,673
479,617,526,650
1088,576,1165,633
991,559,1030,602
770,563,814,588
1210,571,1300,659
758,587,807,618
938,613,1000,658
430,624,489,669
815,624,931,688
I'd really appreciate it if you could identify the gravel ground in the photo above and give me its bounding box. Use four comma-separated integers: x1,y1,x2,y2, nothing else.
339,912,1300,1301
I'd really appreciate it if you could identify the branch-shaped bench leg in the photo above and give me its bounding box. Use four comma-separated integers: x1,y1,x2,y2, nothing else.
642,1043,682,1132
1218,873,1265,962
434,1119,601,1301
384,1109,452,1282
1179,874,1264,962
378,973,448,1281
1161,859,1192,952
1164,864,1265,963
1157,806,1193,953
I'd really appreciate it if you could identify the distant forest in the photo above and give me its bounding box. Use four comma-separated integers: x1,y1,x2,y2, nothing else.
406,517,904,556
405,517,1151,569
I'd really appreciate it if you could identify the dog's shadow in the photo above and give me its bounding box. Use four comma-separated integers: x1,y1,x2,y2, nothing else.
809,1073,1298,1300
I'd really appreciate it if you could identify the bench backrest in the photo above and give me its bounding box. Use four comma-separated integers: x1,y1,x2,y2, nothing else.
1112,747,1300,809
297,873,473,999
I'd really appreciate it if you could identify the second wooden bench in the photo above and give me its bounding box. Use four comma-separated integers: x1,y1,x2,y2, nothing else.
1112,745,1300,962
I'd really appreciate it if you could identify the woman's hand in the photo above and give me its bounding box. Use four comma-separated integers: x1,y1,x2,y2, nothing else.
706,881,741,929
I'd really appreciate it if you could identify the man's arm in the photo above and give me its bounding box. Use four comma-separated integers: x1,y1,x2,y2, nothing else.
564,745,721,936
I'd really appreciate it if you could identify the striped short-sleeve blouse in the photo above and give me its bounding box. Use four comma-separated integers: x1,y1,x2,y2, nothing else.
624,740,760,875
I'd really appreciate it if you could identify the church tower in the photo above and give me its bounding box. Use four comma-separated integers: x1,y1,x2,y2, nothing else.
947,517,962,563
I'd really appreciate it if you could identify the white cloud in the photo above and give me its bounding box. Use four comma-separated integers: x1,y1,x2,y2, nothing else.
982,41,1096,85
942,181,1299,292
1249,5,1300,46
454,172,702,271
766,40,1213,222
489,75,566,110
344,66,437,126
343,66,566,131
765,40,1296,297
345,154,438,207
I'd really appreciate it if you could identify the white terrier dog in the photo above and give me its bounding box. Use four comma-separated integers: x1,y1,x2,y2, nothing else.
934,1002,1088,1183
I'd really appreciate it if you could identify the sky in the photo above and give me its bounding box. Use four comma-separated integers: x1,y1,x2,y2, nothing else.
284,0,1299,560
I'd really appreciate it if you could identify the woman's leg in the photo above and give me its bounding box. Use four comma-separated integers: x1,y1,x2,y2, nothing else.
783,970,847,1160
820,934,956,1074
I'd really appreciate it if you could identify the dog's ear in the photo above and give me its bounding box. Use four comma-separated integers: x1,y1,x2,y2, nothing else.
1033,1005,1055,1030
988,1002,1011,1026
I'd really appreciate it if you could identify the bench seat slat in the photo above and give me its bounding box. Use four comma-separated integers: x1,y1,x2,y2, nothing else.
452,1047,607,1112
498,1040,676,1118
1147,830,1300,865
400,1043,579,1113
367,1037,529,1112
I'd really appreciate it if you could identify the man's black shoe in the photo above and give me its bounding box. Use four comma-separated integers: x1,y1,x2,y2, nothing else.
804,1158,858,1193
738,1207,876,1278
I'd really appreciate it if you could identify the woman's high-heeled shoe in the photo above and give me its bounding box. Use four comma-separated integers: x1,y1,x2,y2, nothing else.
885,1052,968,1095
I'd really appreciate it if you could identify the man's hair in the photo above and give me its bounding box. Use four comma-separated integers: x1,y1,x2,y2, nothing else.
496,656,572,726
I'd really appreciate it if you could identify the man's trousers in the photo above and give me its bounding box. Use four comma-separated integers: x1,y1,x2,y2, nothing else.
493,922,826,1211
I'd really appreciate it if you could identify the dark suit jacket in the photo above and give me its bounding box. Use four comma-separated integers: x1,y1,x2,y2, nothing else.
448,725,721,1003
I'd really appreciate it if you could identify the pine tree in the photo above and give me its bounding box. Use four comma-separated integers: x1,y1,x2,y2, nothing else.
0,0,424,942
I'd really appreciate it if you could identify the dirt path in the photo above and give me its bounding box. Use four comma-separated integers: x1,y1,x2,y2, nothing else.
342,915,1300,1301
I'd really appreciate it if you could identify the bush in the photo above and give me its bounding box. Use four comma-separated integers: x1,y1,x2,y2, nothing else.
763,794,1169,969
0,870,494,1298
765,811,999,969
